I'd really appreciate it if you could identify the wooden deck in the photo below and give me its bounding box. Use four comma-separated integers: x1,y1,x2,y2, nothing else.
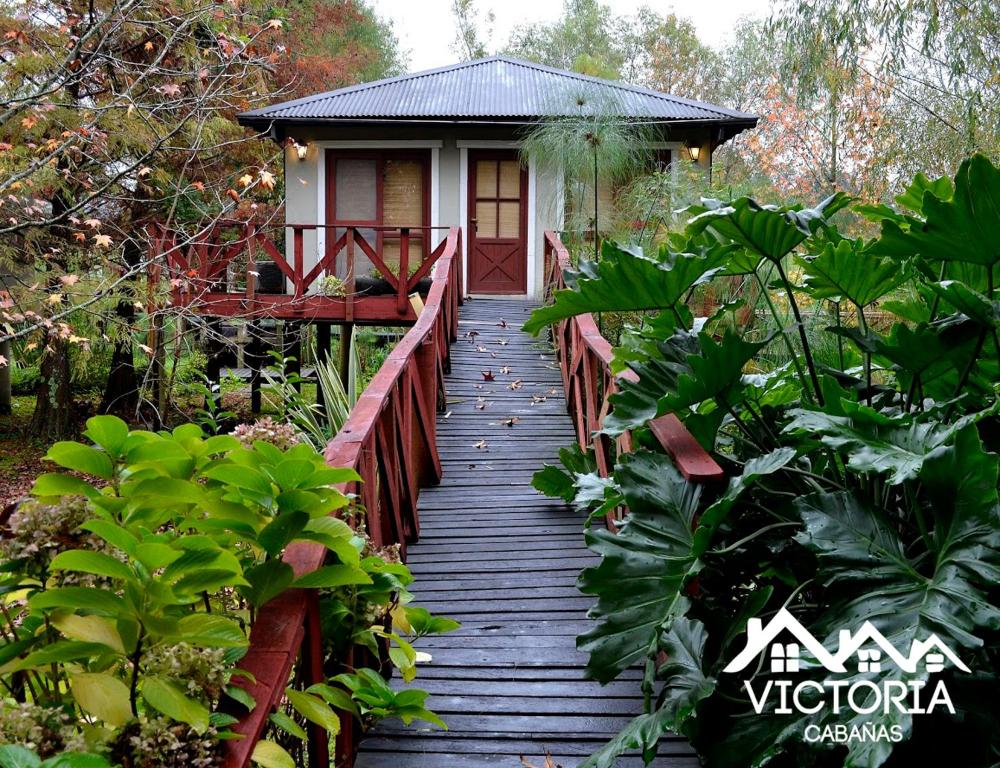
355,299,696,768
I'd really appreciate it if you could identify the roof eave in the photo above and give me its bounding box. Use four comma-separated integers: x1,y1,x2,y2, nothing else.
237,113,759,134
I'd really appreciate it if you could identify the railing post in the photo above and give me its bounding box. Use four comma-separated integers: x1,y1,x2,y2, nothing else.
397,227,410,315
303,591,329,768
293,226,304,298
346,228,356,323
246,220,257,302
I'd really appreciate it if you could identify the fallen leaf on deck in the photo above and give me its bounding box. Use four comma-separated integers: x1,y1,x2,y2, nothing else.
477,345,487,353
509,379,523,390
497,338,509,346
481,370,494,381
474,440,488,450
520,751,561,768
500,366,511,374
497,319,508,328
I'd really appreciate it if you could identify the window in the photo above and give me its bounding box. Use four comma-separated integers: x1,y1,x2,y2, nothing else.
325,149,430,278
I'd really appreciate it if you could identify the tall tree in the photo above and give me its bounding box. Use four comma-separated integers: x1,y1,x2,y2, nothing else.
505,0,625,77
0,0,286,437
274,0,405,99
451,0,493,60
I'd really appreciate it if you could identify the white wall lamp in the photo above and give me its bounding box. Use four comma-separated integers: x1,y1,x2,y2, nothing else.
295,142,308,161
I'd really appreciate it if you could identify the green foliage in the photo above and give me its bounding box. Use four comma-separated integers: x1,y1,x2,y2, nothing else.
527,155,1000,768
2,414,455,764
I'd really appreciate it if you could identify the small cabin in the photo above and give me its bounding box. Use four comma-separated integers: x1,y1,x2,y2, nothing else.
237,56,757,300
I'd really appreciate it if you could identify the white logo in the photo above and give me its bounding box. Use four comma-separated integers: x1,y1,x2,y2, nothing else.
723,609,969,745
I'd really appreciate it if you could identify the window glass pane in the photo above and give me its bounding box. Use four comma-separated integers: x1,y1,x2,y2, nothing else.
476,161,497,198
383,159,424,227
382,239,425,277
334,158,376,221
498,161,520,198
475,201,497,238
498,202,520,238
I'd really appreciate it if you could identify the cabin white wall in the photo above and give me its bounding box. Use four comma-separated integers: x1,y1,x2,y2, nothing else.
283,142,320,291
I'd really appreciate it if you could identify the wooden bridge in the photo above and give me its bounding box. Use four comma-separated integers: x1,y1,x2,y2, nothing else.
206,228,720,768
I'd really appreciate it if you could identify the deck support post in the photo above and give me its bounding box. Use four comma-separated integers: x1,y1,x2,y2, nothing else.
283,321,302,392
248,321,264,415
315,322,331,409
337,322,354,389
204,319,223,415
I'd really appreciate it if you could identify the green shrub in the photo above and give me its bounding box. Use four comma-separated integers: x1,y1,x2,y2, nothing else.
0,415,456,766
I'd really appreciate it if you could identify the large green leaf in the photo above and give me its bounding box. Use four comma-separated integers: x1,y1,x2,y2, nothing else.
45,442,114,479
604,330,772,434
577,451,702,683
657,617,716,727
143,675,211,733
523,241,730,335
685,193,851,263
578,447,796,686
877,154,1000,267
798,239,906,307
797,431,997,655
783,401,973,484
69,672,133,727
83,415,130,458
579,707,674,768
48,550,133,582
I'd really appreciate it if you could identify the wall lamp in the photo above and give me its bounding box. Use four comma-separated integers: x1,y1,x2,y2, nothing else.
687,143,701,162
295,142,308,161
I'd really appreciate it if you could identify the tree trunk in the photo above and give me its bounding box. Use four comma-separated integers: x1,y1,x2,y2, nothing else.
30,334,73,440
99,237,143,416
0,339,11,416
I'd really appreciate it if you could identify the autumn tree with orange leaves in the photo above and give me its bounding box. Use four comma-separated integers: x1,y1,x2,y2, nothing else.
0,0,402,437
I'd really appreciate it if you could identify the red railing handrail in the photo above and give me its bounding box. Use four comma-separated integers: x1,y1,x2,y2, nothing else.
221,228,463,768
542,230,724,487
149,220,449,318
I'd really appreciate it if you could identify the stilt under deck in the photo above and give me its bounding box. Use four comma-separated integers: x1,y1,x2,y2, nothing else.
355,299,697,768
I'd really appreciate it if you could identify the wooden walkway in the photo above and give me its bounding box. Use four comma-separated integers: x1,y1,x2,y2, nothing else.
355,299,696,768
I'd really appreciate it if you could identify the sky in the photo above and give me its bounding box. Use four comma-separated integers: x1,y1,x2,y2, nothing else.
369,0,775,72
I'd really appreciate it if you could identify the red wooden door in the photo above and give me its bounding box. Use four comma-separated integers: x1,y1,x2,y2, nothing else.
468,151,528,294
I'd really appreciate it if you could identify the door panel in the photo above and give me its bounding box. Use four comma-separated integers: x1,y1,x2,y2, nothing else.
468,151,527,294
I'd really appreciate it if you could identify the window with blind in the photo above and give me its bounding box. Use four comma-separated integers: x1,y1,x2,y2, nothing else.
326,150,430,279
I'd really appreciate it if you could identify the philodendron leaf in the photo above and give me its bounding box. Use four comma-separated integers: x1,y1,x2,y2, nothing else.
577,451,703,683
926,280,1000,327
793,428,1000,768
876,153,1000,267
797,239,906,307
685,193,851,263
783,401,973,484
657,617,717,727
579,707,675,768
605,329,773,435
523,241,730,335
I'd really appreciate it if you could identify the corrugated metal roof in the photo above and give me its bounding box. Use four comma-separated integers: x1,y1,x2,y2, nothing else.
238,56,756,125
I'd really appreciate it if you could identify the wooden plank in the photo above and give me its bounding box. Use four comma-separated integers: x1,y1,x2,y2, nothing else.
355,297,693,767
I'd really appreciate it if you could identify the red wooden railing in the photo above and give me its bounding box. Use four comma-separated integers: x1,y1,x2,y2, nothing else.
149,220,454,320
542,231,723,523
221,228,463,768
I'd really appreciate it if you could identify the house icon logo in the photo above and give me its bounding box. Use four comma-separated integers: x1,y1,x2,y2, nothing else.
723,609,970,675
721,609,969,744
